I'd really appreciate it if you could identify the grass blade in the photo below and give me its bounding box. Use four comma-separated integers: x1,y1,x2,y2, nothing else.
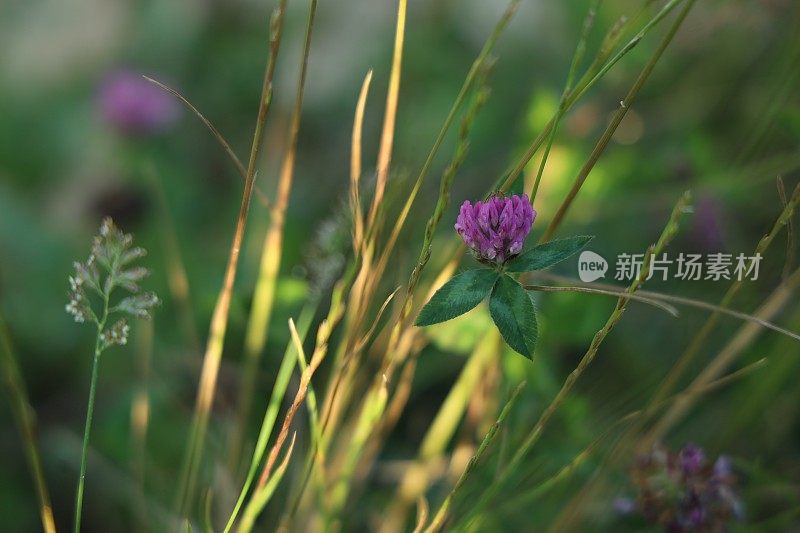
0,317,56,533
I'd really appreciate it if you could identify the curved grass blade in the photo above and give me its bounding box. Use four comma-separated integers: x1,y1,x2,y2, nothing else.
237,433,297,533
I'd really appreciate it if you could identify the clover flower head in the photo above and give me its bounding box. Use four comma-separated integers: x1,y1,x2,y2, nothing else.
99,69,180,136
455,193,536,264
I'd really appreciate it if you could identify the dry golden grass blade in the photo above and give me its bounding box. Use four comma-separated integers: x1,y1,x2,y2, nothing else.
351,71,373,254
237,432,297,533
412,496,429,533
257,311,334,489
175,1,289,519
352,287,400,354
231,0,318,469
366,0,407,232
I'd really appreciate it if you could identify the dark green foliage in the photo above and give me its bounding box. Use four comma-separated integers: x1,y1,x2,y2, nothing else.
489,274,538,358
415,269,500,326
506,236,593,272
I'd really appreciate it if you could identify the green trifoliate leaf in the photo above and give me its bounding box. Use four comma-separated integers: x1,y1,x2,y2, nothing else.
415,269,500,326
489,274,537,358
505,235,593,273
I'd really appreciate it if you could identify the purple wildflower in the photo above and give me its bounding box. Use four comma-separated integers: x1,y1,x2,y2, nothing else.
613,496,636,515
625,444,742,531
98,70,180,136
455,194,536,264
680,443,706,475
691,193,726,251
712,456,733,482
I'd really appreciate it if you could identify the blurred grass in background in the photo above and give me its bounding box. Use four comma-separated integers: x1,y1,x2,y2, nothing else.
1,0,799,531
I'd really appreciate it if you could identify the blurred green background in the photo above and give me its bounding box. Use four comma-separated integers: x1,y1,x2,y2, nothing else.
1,0,799,531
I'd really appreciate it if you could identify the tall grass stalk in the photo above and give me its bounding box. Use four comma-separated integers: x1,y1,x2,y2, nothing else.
174,2,288,520
74,270,111,533
541,0,697,241
423,382,527,533
365,0,407,234
323,61,493,526
237,433,297,533
529,0,601,204
232,0,317,470
311,0,411,467
326,64,494,522
499,0,688,193
0,317,56,533
223,300,319,532
649,266,800,441
645,182,800,414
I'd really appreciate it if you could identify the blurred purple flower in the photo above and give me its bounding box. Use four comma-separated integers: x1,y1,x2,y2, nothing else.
455,194,536,264
627,443,742,531
680,443,706,475
691,193,725,251
613,496,636,515
98,70,180,136
713,456,732,480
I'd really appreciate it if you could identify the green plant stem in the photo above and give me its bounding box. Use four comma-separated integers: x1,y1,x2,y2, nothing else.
541,0,695,242
530,0,601,204
498,0,680,194
75,290,110,533
0,317,56,533
423,382,526,533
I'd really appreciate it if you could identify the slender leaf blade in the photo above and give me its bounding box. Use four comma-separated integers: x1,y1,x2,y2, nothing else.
489,274,537,358
506,235,593,272
415,269,499,326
